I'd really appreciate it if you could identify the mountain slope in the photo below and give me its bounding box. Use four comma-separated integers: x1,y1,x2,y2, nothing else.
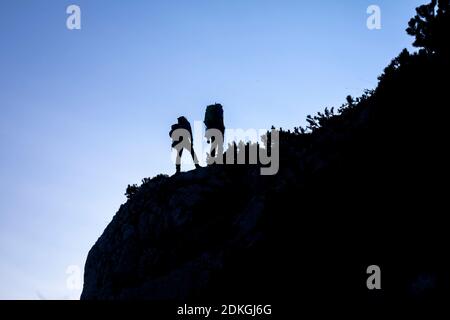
81,47,450,303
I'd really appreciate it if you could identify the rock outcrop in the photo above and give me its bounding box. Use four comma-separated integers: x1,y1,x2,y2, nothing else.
82,47,450,303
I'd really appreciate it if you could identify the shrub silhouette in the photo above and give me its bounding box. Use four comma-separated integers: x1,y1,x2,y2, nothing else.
407,0,450,55
125,184,139,199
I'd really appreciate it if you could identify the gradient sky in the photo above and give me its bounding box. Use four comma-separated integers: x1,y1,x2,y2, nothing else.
0,0,424,299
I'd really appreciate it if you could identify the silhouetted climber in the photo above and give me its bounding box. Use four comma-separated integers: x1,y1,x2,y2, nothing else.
204,104,225,163
169,116,200,174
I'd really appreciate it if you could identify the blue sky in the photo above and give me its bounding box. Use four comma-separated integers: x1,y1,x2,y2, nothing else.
0,0,424,299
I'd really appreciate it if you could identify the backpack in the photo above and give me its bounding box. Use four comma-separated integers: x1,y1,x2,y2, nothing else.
177,116,192,134
170,122,180,136
204,104,224,130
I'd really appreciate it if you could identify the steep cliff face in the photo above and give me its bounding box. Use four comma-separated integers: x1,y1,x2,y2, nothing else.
82,51,450,303
81,165,278,300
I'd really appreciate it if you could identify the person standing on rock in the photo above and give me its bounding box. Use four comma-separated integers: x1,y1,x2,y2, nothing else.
170,116,201,174
204,103,225,164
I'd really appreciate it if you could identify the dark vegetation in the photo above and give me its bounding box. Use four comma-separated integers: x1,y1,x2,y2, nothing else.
84,0,450,307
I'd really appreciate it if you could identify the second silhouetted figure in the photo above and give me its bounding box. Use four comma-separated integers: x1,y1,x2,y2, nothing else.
204,103,225,161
